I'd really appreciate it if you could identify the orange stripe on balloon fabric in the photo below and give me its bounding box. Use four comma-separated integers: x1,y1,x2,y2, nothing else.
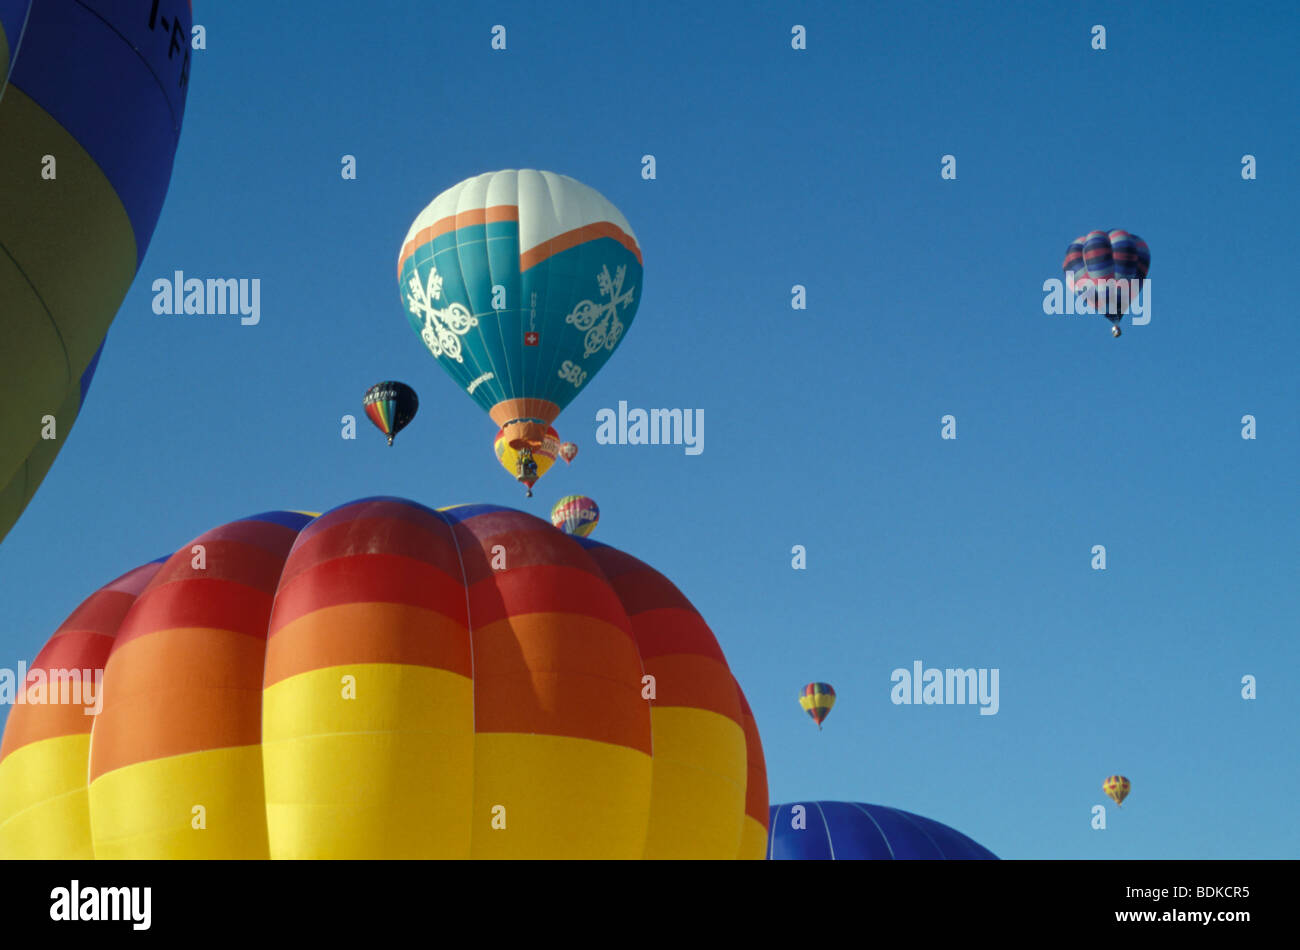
472,612,650,753
642,653,742,725
396,205,520,275
269,555,468,633
0,685,99,761
519,222,642,270
89,629,265,779
485,397,561,429
264,601,471,686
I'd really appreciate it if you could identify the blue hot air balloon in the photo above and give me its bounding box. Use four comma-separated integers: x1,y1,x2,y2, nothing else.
0,0,191,543
768,801,998,859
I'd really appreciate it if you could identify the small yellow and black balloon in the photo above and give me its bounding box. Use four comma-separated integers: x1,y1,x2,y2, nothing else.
559,441,578,464
799,682,836,730
363,381,418,446
1103,775,1131,807
551,494,599,538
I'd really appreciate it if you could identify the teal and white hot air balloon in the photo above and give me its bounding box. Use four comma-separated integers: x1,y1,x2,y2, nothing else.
397,170,642,493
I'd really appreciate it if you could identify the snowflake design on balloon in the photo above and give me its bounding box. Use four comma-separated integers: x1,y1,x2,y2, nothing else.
406,263,477,363
565,264,635,359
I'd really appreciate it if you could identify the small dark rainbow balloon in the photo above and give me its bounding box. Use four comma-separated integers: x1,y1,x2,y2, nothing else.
799,682,836,729
363,381,418,445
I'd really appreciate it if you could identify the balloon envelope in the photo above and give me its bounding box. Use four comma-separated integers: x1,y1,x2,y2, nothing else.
397,170,642,452
363,381,419,445
799,682,836,728
1062,229,1150,327
494,425,560,490
559,442,578,464
551,494,599,537
1103,775,1131,806
768,801,998,859
0,498,768,859
0,0,190,543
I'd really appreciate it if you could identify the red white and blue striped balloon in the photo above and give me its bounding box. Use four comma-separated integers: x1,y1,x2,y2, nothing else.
1062,229,1150,325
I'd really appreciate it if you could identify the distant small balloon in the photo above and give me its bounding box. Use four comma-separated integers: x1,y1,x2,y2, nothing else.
1061,229,1150,337
1103,775,1131,807
363,381,419,446
551,495,599,537
559,442,578,464
799,682,835,730
495,426,560,496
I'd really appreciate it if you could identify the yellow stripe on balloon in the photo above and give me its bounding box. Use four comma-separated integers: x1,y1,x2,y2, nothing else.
0,734,95,859
739,814,767,859
471,733,652,859
641,706,747,859
87,745,269,859
262,663,474,859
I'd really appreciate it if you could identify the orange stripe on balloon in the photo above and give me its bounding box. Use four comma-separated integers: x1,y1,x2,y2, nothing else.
472,612,651,753
89,628,266,780
397,205,521,275
519,221,642,270
264,601,471,686
641,652,742,724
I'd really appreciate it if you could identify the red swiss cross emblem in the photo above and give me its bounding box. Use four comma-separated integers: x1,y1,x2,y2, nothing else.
524,332,539,346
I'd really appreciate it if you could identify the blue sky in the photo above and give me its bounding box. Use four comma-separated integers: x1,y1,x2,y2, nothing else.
3,0,1298,858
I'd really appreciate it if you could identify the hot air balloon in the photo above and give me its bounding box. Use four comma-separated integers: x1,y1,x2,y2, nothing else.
551,494,599,537
493,426,560,497
0,498,767,859
559,442,578,464
363,381,418,446
768,802,998,859
0,0,190,544
799,682,836,729
397,170,642,494
1062,230,1150,337
1103,775,1131,807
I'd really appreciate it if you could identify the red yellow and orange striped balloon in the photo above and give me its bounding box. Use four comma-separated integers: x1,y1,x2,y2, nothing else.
799,682,836,730
0,498,767,859
1103,775,1131,807
493,426,560,494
